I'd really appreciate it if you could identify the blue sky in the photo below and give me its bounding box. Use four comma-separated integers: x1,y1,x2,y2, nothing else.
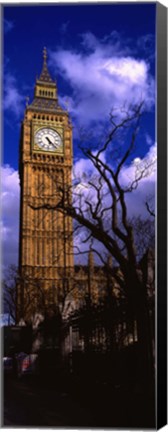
2,3,156,268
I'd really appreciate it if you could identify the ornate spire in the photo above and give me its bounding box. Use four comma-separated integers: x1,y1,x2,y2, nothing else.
38,47,54,83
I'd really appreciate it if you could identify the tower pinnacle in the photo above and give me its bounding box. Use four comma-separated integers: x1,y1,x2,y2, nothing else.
27,48,59,112
43,46,47,61
37,47,54,84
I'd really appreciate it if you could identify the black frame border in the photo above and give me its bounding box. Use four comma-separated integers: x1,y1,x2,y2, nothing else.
157,2,167,429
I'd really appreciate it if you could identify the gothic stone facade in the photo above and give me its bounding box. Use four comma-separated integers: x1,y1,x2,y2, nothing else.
18,49,119,321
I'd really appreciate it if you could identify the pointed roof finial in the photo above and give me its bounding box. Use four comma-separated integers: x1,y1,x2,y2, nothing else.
37,46,54,84
43,46,47,61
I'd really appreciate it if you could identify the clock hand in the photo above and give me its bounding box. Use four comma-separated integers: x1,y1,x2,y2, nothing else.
45,135,59,148
46,136,58,148
46,136,52,145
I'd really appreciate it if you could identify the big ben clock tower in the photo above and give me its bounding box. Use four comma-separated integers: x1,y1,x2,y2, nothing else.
18,48,74,320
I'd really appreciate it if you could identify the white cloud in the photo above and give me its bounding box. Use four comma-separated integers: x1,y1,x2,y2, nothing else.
4,74,25,117
73,157,95,179
50,32,155,127
1,165,20,268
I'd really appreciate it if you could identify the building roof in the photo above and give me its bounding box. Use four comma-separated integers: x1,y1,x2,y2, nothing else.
37,47,55,85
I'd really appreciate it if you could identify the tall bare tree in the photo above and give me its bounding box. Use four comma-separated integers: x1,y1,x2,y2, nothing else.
30,103,156,387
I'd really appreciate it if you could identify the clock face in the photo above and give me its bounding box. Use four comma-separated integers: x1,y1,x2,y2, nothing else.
35,128,62,152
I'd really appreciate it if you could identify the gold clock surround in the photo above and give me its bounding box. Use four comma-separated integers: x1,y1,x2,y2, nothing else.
32,123,64,154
